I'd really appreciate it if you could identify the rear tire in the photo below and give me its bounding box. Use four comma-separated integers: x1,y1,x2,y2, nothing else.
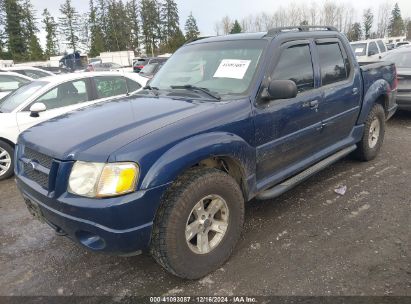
0,141,14,181
354,104,385,161
150,168,244,279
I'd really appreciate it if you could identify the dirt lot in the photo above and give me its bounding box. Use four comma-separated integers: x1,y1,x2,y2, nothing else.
0,112,410,297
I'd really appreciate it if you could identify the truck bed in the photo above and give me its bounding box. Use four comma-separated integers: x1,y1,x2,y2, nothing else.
360,61,397,114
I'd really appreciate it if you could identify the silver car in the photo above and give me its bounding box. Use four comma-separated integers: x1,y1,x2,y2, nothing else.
383,47,411,110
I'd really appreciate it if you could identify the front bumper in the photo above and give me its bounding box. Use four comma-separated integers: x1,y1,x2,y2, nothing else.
16,176,168,255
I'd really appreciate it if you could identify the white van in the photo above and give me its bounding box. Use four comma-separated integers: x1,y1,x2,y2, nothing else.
350,39,387,63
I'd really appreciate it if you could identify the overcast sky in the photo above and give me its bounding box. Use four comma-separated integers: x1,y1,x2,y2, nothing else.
31,0,411,46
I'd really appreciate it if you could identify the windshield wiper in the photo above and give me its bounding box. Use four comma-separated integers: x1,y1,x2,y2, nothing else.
143,85,160,96
170,85,221,101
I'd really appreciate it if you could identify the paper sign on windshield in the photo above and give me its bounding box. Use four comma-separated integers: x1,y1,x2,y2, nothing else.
213,59,251,79
355,48,364,53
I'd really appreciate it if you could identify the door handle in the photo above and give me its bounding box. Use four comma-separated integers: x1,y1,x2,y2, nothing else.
352,87,359,95
303,100,319,110
309,100,319,108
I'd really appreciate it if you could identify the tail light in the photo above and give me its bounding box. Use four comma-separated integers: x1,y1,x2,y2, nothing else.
136,65,144,70
392,65,398,90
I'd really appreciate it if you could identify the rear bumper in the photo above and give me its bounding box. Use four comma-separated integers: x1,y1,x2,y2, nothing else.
16,176,168,255
396,92,411,110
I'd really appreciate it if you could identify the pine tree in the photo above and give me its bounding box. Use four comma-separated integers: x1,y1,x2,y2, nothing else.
21,0,43,60
388,3,404,37
161,0,179,42
42,9,59,57
159,0,183,53
0,0,6,54
141,0,160,56
230,20,242,34
406,20,411,40
166,27,185,52
106,0,129,51
78,12,90,53
126,0,140,53
347,22,362,42
59,0,81,52
155,0,163,47
4,0,27,61
363,9,374,40
184,12,200,41
96,0,108,50
88,0,104,57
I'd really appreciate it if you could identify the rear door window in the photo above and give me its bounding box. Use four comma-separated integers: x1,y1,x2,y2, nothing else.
272,43,314,93
94,76,127,98
317,42,349,86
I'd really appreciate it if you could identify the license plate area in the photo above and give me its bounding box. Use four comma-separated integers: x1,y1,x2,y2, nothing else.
24,198,44,222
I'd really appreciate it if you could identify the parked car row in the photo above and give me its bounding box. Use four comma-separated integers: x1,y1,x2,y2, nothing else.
382,46,411,110
350,38,410,64
0,71,147,179
349,38,411,111
133,57,168,73
7,26,399,280
0,72,33,99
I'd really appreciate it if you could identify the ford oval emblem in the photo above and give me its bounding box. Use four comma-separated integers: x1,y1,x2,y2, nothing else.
29,161,37,171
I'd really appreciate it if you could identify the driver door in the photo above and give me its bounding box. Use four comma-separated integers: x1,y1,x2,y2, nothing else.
254,40,324,186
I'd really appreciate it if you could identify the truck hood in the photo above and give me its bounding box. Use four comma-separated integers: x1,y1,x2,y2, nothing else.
19,95,215,161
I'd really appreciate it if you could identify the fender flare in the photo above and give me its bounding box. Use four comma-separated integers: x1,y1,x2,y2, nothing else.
357,79,390,124
140,132,256,192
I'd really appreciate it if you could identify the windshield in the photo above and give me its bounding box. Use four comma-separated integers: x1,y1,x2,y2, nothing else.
351,43,367,56
0,81,47,113
149,39,267,97
384,51,411,68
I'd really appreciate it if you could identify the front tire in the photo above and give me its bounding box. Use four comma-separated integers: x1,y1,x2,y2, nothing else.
0,141,14,181
355,104,385,161
150,168,244,279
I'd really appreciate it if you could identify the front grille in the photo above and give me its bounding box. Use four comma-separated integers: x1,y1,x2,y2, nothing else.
24,148,53,169
23,162,49,189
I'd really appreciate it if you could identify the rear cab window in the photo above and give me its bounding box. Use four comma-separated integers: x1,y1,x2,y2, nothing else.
368,41,379,56
377,40,386,53
351,43,367,56
316,40,350,86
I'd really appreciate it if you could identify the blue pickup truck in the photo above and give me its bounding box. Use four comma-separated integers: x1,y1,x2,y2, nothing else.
15,26,397,279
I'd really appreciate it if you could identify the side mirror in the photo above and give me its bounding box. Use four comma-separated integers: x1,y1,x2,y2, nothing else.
29,102,47,117
262,79,298,101
368,50,376,56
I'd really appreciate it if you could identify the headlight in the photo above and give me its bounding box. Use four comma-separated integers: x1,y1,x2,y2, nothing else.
68,161,139,198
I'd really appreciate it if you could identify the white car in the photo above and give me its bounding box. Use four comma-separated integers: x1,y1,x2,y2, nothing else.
3,66,55,79
350,39,388,63
0,72,33,99
0,72,145,180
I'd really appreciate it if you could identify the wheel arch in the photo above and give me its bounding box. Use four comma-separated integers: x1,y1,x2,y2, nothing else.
0,137,15,149
357,79,391,124
140,132,256,200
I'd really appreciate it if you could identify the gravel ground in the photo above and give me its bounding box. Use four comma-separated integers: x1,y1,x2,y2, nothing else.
0,111,410,297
